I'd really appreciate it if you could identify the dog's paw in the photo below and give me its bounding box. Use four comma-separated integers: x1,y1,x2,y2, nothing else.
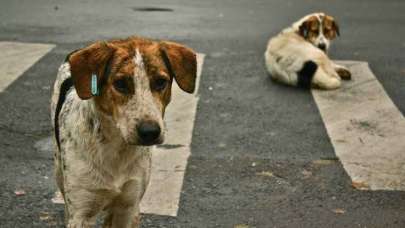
336,68,352,80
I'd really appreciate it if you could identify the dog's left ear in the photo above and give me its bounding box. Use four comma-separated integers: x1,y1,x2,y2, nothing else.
160,41,197,93
325,15,340,37
332,19,340,37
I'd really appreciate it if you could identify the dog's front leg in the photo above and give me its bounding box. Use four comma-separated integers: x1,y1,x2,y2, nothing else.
66,188,111,228
103,180,145,228
333,63,352,80
103,205,140,228
67,219,96,228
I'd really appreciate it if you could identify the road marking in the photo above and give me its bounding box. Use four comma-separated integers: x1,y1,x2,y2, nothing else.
140,54,205,216
312,61,405,191
0,41,55,92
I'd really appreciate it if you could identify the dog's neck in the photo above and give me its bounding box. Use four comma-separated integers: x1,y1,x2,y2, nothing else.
81,99,122,145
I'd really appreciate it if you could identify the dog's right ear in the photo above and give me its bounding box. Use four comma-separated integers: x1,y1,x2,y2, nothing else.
68,42,116,100
299,21,310,38
298,16,318,39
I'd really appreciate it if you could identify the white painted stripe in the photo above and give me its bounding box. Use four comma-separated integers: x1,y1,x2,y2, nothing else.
0,42,55,92
140,54,205,216
313,61,405,191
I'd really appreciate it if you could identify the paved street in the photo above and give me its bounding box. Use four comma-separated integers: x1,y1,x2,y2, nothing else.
1,0,405,227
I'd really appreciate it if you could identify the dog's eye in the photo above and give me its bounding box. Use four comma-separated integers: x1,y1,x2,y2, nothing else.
324,29,334,38
153,78,168,91
113,78,130,94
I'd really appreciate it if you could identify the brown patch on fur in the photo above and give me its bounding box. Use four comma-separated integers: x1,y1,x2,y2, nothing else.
130,43,174,116
141,44,174,113
323,15,340,39
299,16,320,42
93,46,135,116
68,42,116,100
160,41,197,93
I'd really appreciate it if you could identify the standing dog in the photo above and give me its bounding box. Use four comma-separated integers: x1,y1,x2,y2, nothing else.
264,12,351,89
51,37,197,227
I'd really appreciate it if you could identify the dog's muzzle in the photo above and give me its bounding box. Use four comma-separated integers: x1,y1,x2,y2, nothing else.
318,43,327,52
136,121,162,146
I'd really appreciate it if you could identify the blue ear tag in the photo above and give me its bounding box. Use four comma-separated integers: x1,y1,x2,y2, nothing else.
91,74,99,96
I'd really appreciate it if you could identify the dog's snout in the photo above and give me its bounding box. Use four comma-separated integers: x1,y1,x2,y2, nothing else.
137,121,161,145
318,43,327,51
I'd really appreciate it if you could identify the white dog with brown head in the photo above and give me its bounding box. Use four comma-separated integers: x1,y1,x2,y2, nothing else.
264,12,351,89
51,37,197,227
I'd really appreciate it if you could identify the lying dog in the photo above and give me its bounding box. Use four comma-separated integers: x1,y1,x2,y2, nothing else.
51,37,197,227
264,12,351,89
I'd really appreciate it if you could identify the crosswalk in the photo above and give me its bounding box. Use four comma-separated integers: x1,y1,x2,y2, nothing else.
1,41,404,219
0,42,55,92
313,61,405,191
140,54,205,216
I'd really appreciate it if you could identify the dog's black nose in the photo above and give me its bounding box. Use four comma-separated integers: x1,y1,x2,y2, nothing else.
137,121,161,145
318,43,326,51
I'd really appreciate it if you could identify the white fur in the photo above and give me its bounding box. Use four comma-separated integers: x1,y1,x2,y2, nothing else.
264,13,349,90
133,48,144,69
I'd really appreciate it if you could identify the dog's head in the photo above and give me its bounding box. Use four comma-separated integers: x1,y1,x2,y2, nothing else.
295,12,340,52
68,37,197,146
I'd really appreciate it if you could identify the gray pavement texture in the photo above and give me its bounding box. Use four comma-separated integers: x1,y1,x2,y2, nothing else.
1,0,405,227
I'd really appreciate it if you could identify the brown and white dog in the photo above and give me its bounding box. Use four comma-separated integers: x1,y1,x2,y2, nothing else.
264,12,351,89
50,37,197,227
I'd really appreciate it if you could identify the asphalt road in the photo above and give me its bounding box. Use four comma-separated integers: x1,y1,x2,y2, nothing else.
1,0,405,227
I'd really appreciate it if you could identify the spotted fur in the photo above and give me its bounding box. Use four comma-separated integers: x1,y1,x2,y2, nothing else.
50,36,197,228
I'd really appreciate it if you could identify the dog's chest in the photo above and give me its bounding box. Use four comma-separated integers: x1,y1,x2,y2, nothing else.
61,131,152,192
93,144,152,189
110,149,150,188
